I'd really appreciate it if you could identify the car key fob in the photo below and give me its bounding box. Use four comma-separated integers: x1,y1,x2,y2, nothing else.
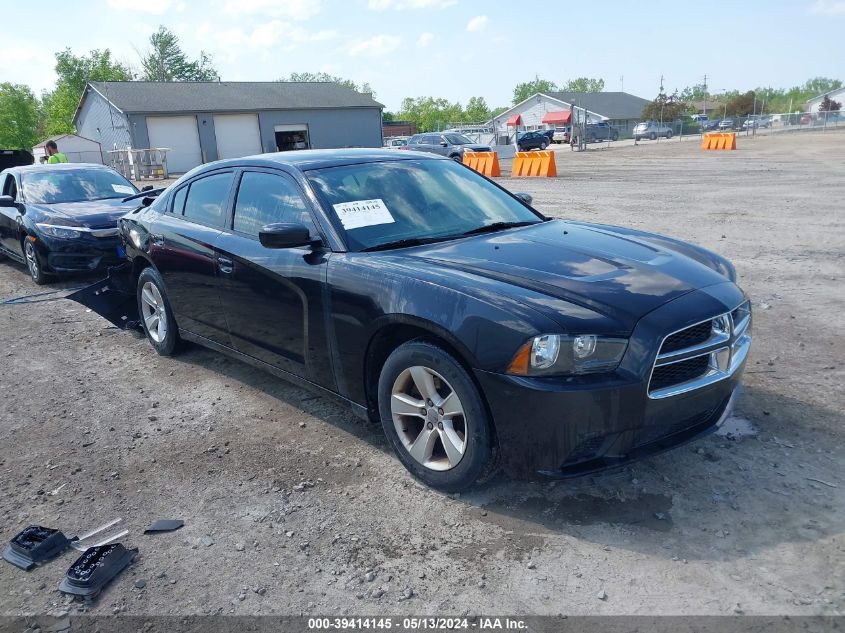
3,525,73,571
58,543,138,598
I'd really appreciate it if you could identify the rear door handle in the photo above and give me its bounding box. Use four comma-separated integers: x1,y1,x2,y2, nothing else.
217,256,234,274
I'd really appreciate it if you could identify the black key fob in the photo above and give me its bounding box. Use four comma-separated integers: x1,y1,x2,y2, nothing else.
58,543,138,598
3,525,72,571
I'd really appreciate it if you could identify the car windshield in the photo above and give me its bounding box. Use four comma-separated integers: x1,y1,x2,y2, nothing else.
443,134,473,145
307,159,542,251
22,169,137,204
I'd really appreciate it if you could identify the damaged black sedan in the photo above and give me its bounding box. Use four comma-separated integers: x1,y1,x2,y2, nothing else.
0,164,139,284
85,149,751,492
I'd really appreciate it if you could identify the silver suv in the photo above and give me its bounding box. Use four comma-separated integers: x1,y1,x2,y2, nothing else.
633,121,673,141
406,133,491,161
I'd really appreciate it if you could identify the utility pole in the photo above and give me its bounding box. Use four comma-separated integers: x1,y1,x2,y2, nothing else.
658,75,665,143
620,75,624,93
703,73,708,117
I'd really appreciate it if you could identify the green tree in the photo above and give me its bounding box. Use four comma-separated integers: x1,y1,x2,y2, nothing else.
641,90,689,121
561,77,604,93
281,72,375,98
43,48,132,135
680,84,708,102
464,96,491,122
723,91,758,117
141,26,219,82
397,96,464,132
0,83,41,149
512,78,558,104
803,77,842,96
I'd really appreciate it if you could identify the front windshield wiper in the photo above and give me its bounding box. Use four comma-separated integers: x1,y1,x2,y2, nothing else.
361,236,451,252
457,220,539,237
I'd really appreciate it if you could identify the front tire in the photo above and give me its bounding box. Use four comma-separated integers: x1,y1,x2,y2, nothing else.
137,267,180,356
23,239,51,285
378,341,495,492
666,130,673,139
649,132,657,140
540,141,548,150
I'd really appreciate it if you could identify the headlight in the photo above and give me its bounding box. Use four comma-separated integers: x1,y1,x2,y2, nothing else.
36,223,82,239
508,334,628,376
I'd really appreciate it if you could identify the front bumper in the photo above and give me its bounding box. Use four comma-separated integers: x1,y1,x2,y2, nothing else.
34,234,122,274
475,283,750,478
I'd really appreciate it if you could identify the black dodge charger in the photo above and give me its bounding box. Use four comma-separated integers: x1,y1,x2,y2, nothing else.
100,149,751,491
0,164,139,284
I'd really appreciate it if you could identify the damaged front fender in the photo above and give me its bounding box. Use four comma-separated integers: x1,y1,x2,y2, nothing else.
66,263,139,330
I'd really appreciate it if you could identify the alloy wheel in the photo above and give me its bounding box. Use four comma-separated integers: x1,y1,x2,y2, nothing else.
140,281,168,343
390,365,467,471
24,241,39,280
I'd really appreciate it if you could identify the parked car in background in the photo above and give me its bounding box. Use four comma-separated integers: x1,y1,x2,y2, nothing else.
93,148,750,492
516,131,550,151
584,121,619,142
718,119,734,131
383,137,409,149
742,116,770,130
552,126,571,144
541,130,555,144
701,119,721,131
799,114,813,125
0,164,140,284
405,133,491,161
691,114,709,123
633,121,673,140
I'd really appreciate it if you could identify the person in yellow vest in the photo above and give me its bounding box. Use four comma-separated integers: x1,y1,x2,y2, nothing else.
45,140,69,164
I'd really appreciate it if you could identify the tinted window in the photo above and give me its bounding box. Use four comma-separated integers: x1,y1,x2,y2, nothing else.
171,186,187,214
183,173,232,227
233,172,314,236
2,174,17,199
422,135,440,144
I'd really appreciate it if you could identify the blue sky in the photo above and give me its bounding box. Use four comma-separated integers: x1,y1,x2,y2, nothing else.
2,0,844,111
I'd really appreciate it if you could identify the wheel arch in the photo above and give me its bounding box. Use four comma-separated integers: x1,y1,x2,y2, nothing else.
363,315,488,420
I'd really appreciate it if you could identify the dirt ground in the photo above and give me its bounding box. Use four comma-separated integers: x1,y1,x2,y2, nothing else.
0,131,843,618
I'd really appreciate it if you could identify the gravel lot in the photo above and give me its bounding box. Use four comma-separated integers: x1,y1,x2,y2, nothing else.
0,132,843,618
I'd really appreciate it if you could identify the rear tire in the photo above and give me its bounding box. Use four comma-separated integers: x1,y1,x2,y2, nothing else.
649,132,657,140
666,130,674,139
450,154,462,162
378,340,495,492
540,141,548,150
137,267,180,356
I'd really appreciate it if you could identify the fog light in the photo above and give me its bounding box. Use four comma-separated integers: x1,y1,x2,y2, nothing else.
573,335,597,359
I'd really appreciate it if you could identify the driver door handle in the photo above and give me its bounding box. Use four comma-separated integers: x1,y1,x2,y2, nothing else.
217,256,234,274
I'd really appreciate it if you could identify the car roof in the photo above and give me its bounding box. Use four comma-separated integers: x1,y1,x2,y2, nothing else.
193,148,445,172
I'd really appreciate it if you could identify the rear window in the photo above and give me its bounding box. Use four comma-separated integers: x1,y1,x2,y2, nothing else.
183,172,233,227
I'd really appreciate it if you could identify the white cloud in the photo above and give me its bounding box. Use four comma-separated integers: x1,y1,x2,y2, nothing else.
809,0,845,14
0,45,56,94
368,0,457,10
416,32,434,47
106,0,172,13
466,15,488,31
224,0,321,19
348,34,401,57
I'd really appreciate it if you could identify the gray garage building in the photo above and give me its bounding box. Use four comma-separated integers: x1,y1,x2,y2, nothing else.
73,81,384,173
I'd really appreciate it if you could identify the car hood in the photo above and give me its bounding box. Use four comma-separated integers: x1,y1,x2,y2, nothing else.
401,220,732,333
28,197,137,229
463,144,492,151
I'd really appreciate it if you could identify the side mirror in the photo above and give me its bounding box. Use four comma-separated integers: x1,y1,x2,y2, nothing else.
259,223,319,249
515,192,533,205
141,185,154,192
0,195,16,208
440,141,448,147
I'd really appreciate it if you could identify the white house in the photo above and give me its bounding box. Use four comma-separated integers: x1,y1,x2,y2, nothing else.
33,134,103,164
806,86,845,113
490,91,652,141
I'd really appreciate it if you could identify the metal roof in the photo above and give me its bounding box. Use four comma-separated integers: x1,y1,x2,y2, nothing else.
85,81,384,114
545,92,652,120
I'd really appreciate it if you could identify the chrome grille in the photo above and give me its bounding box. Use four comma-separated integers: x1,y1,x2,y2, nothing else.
648,301,752,399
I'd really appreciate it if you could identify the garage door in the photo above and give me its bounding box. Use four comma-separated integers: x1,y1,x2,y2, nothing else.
214,114,263,159
146,116,202,174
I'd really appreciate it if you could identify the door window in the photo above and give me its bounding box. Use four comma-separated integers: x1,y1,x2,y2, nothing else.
171,185,187,214
183,172,233,227
2,174,17,199
232,171,315,237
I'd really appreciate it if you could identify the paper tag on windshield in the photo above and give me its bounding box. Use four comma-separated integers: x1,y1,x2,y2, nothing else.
333,199,395,230
112,184,135,194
